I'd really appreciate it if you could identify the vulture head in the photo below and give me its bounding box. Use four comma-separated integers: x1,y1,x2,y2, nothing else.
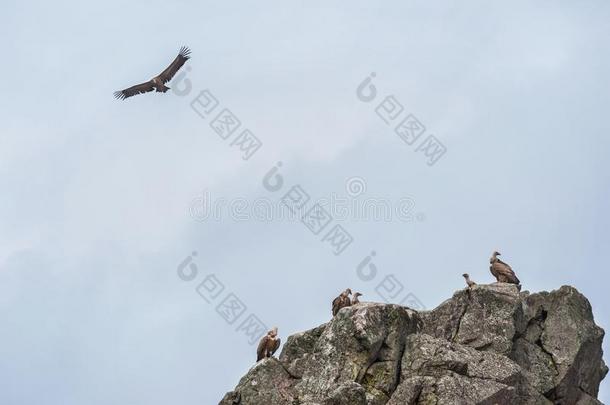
270,327,278,337
354,292,362,298
345,288,352,296
462,273,470,279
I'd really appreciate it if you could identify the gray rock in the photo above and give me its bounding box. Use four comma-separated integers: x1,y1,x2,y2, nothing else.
279,324,327,378
218,358,295,405
391,333,552,405
421,282,525,355
294,302,421,404
518,286,608,403
219,285,606,405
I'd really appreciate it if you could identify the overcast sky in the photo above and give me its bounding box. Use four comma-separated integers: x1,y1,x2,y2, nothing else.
1,1,609,404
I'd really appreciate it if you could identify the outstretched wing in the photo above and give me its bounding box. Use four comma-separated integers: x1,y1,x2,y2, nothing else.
114,81,155,100
271,338,281,356
156,46,191,84
256,336,268,362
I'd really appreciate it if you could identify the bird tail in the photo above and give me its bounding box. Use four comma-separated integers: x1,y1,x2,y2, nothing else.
157,85,170,93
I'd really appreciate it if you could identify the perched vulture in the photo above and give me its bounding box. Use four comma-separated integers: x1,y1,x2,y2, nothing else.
256,327,281,362
351,292,363,305
332,288,352,316
462,273,476,288
114,46,191,100
489,251,521,286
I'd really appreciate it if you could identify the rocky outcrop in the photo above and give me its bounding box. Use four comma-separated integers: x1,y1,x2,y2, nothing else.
422,284,607,404
219,284,607,405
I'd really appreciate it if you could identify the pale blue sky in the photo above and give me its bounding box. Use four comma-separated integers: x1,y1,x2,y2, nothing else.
1,1,609,404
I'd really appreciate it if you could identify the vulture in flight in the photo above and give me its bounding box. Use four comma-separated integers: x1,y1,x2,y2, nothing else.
256,327,281,362
489,251,521,287
332,288,352,316
114,46,191,100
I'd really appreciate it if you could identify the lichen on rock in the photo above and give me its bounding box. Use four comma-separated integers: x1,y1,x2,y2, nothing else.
219,285,607,405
